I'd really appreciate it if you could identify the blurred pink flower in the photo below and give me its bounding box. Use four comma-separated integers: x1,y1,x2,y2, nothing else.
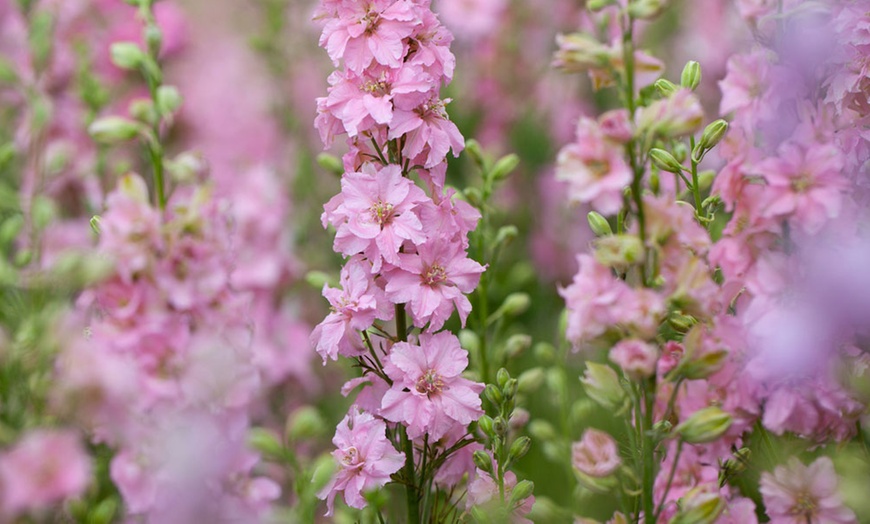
571,428,621,478
760,457,857,524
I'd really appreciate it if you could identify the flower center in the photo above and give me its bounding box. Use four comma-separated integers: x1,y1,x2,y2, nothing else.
415,369,445,395
362,9,381,35
586,159,611,179
792,492,816,518
791,173,813,193
422,263,447,286
340,446,361,467
369,200,394,226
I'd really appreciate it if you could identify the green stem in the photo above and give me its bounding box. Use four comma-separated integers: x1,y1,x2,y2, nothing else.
641,382,656,524
395,304,420,522
653,440,683,521
689,137,702,217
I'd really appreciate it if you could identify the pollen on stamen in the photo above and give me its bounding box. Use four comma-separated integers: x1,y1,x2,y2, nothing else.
415,369,445,395
422,263,447,286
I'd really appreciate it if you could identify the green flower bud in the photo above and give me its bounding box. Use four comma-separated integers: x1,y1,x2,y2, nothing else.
166,152,206,183
587,0,617,11
128,98,158,125
509,480,534,507
247,428,284,458
669,325,728,380
654,78,678,97
473,450,493,473
628,0,666,19
528,420,557,442
681,61,702,90
464,187,484,207
497,368,510,389
533,342,556,365
503,378,519,400
459,329,481,354
311,454,337,493
0,57,18,84
499,293,531,317
145,25,162,56
285,406,326,441
546,367,567,397
493,416,508,436
649,148,685,174
464,139,488,171
581,363,626,411
110,42,145,70
490,153,520,181
478,415,495,438
0,215,24,246
671,488,725,524
304,270,335,290
156,85,183,116
696,120,728,157
517,368,546,394
675,407,732,444
570,398,597,427
505,334,532,359
587,211,613,237
485,384,504,406
509,436,532,462
89,117,143,144
494,225,518,247
594,234,644,267
88,498,118,524
14,248,32,267
697,170,716,193
316,153,343,176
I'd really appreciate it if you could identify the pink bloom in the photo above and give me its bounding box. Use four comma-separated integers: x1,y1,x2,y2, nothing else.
380,332,484,440
556,117,632,215
389,94,465,168
317,408,405,516
609,339,658,379
384,238,485,331
466,466,534,523
571,428,621,478
754,141,846,234
319,0,420,73
719,50,773,117
559,254,632,345
311,256,392,363
323,163,427,272
760,457,857,524
99,174,163,281
0,430,91,515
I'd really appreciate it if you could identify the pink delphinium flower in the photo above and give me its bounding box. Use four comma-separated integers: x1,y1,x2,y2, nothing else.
389,94,465,168
311,256,392,363
323,163,428,272
317,408,405,516
384,237,485,331
559,254,633,345
572,428,621,478
760,457,857,524
436,0,506,41
0,430,91,515
609,339,658,379
556,116,632,215
380,332,484,440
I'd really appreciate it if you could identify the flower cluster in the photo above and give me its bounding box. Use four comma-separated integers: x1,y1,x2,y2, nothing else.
312,0,496,517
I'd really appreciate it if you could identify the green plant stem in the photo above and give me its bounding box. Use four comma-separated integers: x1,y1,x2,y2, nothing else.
653,440,683,521
395,304,420,522
641,383,656,524
689,137,702,217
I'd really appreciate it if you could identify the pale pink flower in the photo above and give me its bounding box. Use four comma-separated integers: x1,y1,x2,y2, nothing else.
383,238,485,331
556,117,632,215
317,408,405,516
754,141,846,234
323,163,428,272
719,50,773,117
0,430,91,514
559,254,633,345
389,94,465,168
760,457,857,524
636,89,704,138
609,339,658,379
99,173,162,281
571,428,621,478
311,256,392,363
436,0,506,41
380,332,484,440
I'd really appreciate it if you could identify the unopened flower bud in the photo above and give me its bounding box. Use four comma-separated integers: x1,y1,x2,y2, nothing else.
304,270,334,290
499,293,531,317
110,42,145,70
654,78,678,97
166,152,207,183
490,153,520,181
680,61,702,90
528,420,557,442
285,406,326,441
316,153,343,176
88,117,142,143
509,480,535,507
459,329,481,354
503,378,519,400
464,139,487,170
485,384,504,406
518,368,546,394
587,211,613,237
553,33,609,73
570,399,597,427
88,498,118,524
145,25,162,56
670,488,725,524
156,85,182,116
534,342,556,365
493,416,507,436
473,450,493,473
594,235,644,266
464,187,484,207
478,415,495,438
675,407,732,444
581,363,626,411
669,325,727,380
510,436,532,462
128,99,158,125
496,368,510,389
649,148,685,174
0,215,23,246
494,225,518,247
505,334,532,359
629,0,666,19
697,120,728,155
587,0,616,11
248,428,284,458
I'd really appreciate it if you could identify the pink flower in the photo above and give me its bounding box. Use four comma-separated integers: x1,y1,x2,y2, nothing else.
609,339,658,379
380,332,484,440
559,255,633,345
753,141,846,234
556,117,632,215
384,238,485,331
311,256,392,363
323,163,428,272
319,0,420,73
317,408,405,516
99,173,162,281
571,428,621,478
389,94,465,168
760,457,857,524
0,430,91,515
466,466,534,523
